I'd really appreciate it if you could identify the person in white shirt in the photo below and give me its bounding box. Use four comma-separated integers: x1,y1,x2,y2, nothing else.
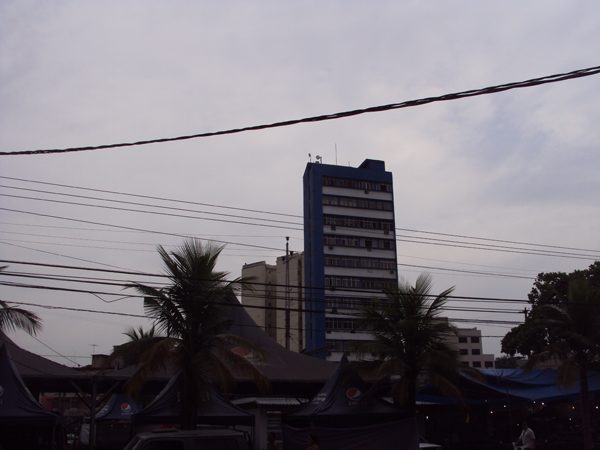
515,421,535,449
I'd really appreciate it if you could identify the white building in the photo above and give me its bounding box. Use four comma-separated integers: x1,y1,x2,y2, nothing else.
241,252,305,353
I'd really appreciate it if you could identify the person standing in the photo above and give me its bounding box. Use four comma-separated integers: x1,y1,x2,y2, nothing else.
515,421,535,449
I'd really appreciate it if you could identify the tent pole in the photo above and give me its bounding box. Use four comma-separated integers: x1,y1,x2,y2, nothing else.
506,385,513,444
90,376,97,450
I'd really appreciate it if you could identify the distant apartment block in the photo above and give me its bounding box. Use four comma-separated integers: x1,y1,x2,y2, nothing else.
447,327,495,369
241,252,305,353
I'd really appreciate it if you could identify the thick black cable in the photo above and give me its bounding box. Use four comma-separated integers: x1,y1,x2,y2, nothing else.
2,64,600,156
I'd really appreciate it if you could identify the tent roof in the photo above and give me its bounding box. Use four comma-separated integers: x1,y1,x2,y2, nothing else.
224,300,336,394
105,298,336,396
96,393,142,421
477,368,600,401
0,344,59,426
0,331,92,393
133,370,254,427
418,368,600,404
283,354,406,426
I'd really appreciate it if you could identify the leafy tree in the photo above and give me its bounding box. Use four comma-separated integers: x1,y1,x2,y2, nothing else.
121,239,269,429
530,279,600,450
355,273,463,416
0,266,42,335
501,261,600,356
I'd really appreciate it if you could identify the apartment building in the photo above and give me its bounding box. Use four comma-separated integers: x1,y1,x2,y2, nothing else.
303,159,398,361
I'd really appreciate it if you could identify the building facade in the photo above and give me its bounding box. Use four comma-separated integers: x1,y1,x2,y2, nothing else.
303,159,398,361
241,261,278,341
449,327,495,369
241,252,305,352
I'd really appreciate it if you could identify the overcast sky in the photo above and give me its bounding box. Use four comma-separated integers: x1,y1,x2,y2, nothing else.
2,1,600,366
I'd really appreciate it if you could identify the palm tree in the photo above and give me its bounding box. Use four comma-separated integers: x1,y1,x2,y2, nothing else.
125,239,269,429
530,279,600,450
0,266,42,335
355,273,462,416
108,325,159,369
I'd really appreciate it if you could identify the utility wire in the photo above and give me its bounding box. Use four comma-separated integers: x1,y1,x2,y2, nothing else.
3,178,600,262
0,262,534,304
3,175,599,255
2,64,600,156
3,200,598,262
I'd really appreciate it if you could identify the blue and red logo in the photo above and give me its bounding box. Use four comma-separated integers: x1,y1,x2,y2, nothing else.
121,403,132,413
346,388,362,401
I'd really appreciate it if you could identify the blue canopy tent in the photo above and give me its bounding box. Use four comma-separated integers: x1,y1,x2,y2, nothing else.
418,369,600,404
282,354,418,450
80,394,143,450
132,370,254,428
0,344,61,449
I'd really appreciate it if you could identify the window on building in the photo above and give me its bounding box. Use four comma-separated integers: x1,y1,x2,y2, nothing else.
341,257,360,267
458,337,468,343
380,260,396,269
381,240,394,249
485,361,494,368
323,196,337,205
471,336,480,343
324,215,337,225
472,361,482,368
325,318,343,330
324,235,337,246
339,197,357,207
459,349,468,355
472,349,481,355
364,239,373,248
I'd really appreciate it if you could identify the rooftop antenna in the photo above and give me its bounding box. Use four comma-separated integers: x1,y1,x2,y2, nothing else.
315,155,322,164
308,153,312,162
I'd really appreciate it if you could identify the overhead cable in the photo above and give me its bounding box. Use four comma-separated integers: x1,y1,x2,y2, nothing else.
2,64,599,156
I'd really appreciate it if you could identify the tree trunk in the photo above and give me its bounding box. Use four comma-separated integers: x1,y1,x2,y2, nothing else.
407,376,417,417
580,364,594,450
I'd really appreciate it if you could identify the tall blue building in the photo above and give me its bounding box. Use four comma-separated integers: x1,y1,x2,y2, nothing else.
303,159,398,361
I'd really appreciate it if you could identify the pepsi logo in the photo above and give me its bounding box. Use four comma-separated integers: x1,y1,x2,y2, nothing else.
346,388,362,400
121,403,132,413
232,347,251,357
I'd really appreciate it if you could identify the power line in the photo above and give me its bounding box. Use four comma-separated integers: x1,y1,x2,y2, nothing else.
0,262,533,305
3,177,599,263
4,175,599,255
2,64,600,156
0,207,284,252
0,175,301,219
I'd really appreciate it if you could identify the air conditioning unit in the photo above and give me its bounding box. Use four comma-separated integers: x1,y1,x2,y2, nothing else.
332,308,338,314
326,330,331,334
384,230,389,235
350,329,355,334
326,351,332,356
367,248,372,252
331,225,336,230
328,245,334,250
390,270,395,275
364,190,369,194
